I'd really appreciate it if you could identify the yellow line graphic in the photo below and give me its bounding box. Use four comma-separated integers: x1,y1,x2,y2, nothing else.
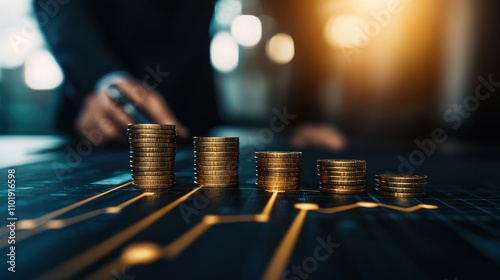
262,202,438,279
41,186,203,280
87,191,280,280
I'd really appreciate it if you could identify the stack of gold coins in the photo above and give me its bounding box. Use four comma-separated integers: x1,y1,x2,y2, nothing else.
317,159,366,194
255,152,302,191
376,174,428,197
193,137,239,187
128,124,176,189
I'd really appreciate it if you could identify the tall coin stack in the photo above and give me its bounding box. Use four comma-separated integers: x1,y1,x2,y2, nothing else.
317,159,366,194
255,152,302,191
128,124,176,189
376,174,428,198
193,137,239,187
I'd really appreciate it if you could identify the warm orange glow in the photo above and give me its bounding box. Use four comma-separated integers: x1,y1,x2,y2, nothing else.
266,33,295,64
324,15,366,48
122,243,162,265
294,203,319,211
356,202,379,208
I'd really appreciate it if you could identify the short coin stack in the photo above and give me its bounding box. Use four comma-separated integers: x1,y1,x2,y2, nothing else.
194,137,239,187
128,124,176,189
317,159,366,194
376,174,428,197
255,152,302,191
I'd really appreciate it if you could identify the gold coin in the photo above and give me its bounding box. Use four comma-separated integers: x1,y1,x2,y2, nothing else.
128,132,176,137
130,152,175,157
256,167,301,172
132,175,175,181
195,146,239,153
377,190,426,197
256,183,299,190
133,180,175,186
130,151,175,156
193,137,239,142
131,146,176,152
195,170,238,175
128,124,176,130
129,161,174,167
194,164,238,170
129,137,176,143
319,187,366,194
130,142,177,148
130,159,175,164
195,179,239,184
317,159,366,167
131,171,175,176
376,174,428,183
256,158,302,164
195,160,238,166
318,174,366,180
194,151,239,157
256,179,300,185
257,178,300,184
132,183,174,189
320,179,366,185
195,181,238,187
257,162,302,168
375,186,426,193
257,171,301,177
375,179,427,187
255,152,302,159
319,184,366,190
317,166,366,171
194,141,239,147
195,156,239,162
130,166,174,172
317,170,365,177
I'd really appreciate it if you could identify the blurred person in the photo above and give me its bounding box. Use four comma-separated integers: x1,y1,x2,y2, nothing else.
35,0,346,150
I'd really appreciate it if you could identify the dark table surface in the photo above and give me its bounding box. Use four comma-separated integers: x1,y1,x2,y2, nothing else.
0,136,499,280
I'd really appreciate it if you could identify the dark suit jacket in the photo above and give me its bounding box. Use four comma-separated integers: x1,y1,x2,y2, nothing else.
35,0,220,136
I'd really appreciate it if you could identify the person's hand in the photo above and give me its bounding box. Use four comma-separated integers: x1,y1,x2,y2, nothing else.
291,123,346,151
75,78,189,145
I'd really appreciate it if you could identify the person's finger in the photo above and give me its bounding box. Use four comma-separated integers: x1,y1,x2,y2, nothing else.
77,96,125,145
117,82,190,138
101,91,136,129
321,127,346,151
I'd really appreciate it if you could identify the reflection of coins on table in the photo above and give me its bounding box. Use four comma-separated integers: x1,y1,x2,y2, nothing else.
317,159,367,195
193,137,239,187
255,152,302,191
128,124,176,190
376,174,428,197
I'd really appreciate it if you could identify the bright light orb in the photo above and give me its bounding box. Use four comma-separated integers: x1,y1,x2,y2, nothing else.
231,15,262,47
210,32,239,73
266,33,295,64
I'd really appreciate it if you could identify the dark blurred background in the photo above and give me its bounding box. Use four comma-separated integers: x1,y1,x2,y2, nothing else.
0,0,499,147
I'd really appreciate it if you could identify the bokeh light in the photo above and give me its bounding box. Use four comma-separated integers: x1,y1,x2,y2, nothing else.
324,15,366,48
210,32,239,73
231,15,262,47
24,49,63,90
265,33,295,64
